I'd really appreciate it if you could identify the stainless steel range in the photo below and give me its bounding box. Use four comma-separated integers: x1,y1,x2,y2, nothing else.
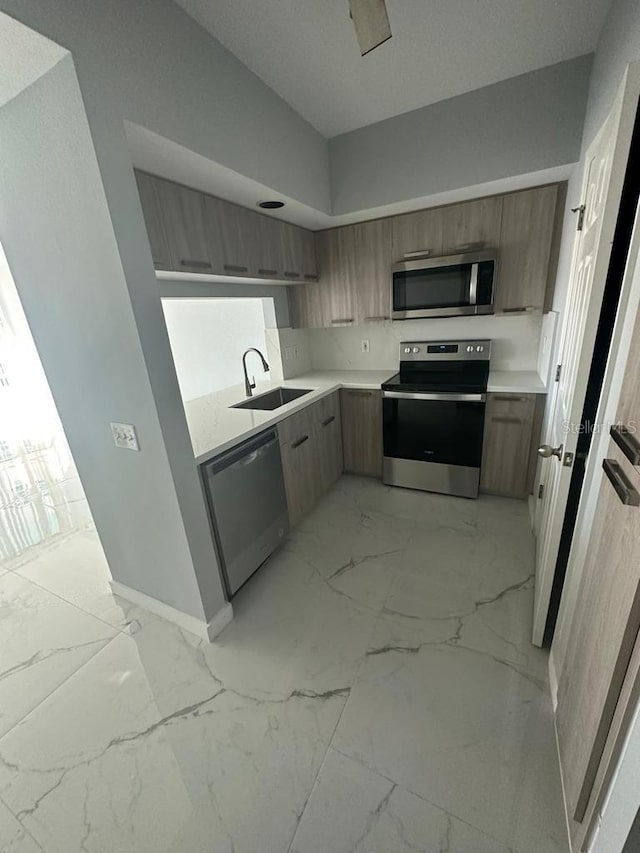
382,340,491,498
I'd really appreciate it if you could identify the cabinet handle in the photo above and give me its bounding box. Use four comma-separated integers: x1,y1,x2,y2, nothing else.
610,425,640,465
331,318,354,324
364,315,389,321
602,458,640,506
491,415,524,424
402,249,431,259
501,306,537,313
224,264,248,273
258,268,278,276
291,434,309,449
284,271,301,279
304,274,319,282
492,395,528,402
180,259,211,269
321,415,336,428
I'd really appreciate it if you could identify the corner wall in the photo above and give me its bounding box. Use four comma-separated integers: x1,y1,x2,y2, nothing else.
0,52,225,622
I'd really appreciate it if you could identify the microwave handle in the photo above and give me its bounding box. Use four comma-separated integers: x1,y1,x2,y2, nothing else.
469,263,478,306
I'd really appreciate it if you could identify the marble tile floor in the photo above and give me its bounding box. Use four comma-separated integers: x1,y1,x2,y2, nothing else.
0,475,568,852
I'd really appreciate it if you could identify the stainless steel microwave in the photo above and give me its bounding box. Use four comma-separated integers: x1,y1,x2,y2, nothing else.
391,251,496,320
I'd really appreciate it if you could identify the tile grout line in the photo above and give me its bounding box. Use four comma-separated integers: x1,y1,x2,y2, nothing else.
0,631,123,747
327,742,522,853
0,791,46,852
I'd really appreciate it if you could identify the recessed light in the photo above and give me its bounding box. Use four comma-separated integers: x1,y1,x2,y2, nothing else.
258,200,285,210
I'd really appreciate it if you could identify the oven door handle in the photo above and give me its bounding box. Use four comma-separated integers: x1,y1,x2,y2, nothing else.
382,391,486,402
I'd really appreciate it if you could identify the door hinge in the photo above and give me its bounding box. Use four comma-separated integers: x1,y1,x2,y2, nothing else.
538,483,544,499
572,204,586,231
555,364,562,382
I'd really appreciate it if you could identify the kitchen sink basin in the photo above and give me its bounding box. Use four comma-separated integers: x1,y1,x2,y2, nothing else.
232,387,313,411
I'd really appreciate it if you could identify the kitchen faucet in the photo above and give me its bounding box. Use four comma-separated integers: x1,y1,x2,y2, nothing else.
242,348,269,397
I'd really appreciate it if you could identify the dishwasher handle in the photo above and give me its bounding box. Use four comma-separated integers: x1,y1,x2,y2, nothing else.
207,430,279,475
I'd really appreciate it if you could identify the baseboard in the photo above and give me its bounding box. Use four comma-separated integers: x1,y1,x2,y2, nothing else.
549,649,559,711
110,581,233,642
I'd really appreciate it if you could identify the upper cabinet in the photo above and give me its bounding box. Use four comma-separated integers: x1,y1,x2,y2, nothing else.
391,208,443,261
291,183,563,328
134,169,563,326
134,172,171,271
155,179,212,275
135,170,316,283
496,185,560,314
441,196,503,255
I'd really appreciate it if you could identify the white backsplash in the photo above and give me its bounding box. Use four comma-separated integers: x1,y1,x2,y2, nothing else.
265,327,312,379
308,314,543,372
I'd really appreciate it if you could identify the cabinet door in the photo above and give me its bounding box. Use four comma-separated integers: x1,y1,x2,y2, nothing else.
392,208,444,261
314,392,343,493
340,389,383,477
441,196,503,255
480,393,536,498
155,179,212,274
256,215,284,279
316,228,355,327
278,404,320,526
353,219,393,324
497,185,559,314
280,222,305,283
215,198,258,277
134,171,171,270
301,230,318,281
288,283,325,329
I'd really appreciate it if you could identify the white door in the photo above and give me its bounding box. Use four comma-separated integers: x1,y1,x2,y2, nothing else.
532,65,640,646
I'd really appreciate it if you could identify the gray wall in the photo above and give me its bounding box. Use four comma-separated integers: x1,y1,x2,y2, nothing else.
581,0,640,152
0,0,329,213
329,56,592,215
0,55,224,620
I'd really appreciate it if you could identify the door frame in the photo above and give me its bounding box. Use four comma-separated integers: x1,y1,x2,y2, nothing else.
532,61,640,646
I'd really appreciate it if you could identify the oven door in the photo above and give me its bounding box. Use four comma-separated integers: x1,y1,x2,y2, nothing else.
382,391,486,498
391,254,495,320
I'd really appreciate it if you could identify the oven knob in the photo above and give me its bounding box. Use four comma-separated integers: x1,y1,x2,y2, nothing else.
476,345,484,353
404,347,411,354
466,345,474,353
412,347,420,353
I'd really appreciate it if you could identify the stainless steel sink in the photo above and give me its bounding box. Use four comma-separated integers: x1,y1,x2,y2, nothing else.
232,387,313,411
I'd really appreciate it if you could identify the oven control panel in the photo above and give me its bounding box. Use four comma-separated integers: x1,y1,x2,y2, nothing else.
400,340,491,361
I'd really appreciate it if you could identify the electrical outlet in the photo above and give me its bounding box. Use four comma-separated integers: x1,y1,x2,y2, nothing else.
110,422,140,451
361,339,370,353
284,346,292,361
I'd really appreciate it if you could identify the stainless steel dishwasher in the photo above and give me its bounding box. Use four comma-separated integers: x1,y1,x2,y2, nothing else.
202,428,289,597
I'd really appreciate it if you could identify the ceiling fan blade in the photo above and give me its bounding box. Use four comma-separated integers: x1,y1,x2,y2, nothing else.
348,0,392,56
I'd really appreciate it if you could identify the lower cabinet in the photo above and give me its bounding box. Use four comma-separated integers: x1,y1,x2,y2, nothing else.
278,392,343,527
340,389,383,477
480,393,543,498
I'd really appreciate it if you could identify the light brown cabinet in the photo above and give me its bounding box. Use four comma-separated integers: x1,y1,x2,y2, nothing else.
480,393,539,498
340,389,383,477
135,170,316,283
134,172,171,270
289,182,564,329
155,179,212,275
496,185,560,314
441,196,503,255
353,219,392,323
278,393,343,526
391,208,444,261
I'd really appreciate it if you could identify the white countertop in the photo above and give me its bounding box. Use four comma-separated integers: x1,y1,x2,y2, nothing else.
186,369,547,465
487,370,547,394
